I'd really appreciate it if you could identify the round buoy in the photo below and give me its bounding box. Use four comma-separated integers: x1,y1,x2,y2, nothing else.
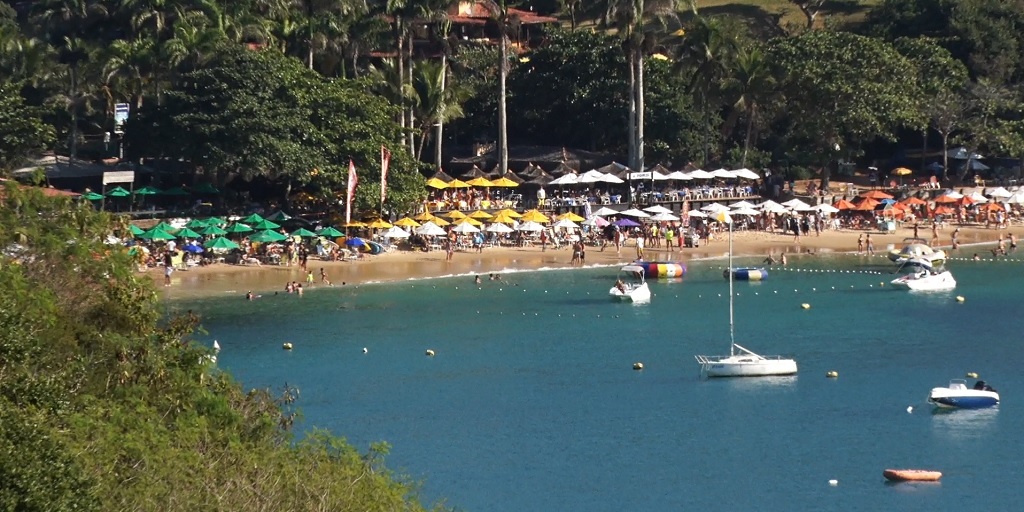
425,349,435,357
282,342,293,350
801,303,811,310
633,362,644,371
826,371,838,378
966,372,979,379
362,347,368,354
956,296,965,302
829,479,838,486
907,406,914,413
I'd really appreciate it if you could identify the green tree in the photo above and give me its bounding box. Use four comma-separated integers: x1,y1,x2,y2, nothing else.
721,43,776,167
0,82,56,173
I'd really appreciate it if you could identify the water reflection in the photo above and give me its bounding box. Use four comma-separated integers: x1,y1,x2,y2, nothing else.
930,407,999,439
720,375,799,391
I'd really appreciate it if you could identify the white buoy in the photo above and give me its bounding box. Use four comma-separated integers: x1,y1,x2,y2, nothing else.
362,347,368,354
282,342,293,350
633,362,644,370
826,370,838,378
907,406,914,413
829,479,838,486
956,296,965,302
966,372,979,379
801,303,811,310
425,349,435,357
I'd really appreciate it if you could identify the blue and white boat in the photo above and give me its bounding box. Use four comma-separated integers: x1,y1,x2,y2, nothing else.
928,379,999,409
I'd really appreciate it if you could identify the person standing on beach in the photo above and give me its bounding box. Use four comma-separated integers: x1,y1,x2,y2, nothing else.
866,234,874,255
951,228,960,250
857,233,864,254
1010,233,1017,252
320,267,331,285
635,231,645,260
931,223,939,247
445,238,454,261
163,250,174,286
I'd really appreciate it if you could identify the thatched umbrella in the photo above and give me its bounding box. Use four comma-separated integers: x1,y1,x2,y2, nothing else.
551,161,577,176
461,165,487,179
429,168,455,182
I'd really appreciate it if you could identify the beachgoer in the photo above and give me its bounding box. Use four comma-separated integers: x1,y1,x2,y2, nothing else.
1010,233,1018,252
307,271,314,284
579,241,586,265
973,253,981,261
635,233,645,260
163,251,174,286
866,234,874,255
763,253,776,266
615,279,626,293
246,291,254,301
475,275,482,285
952,228,960,250
857,233,864,254
296,284,303,296
320,268,331,285
931,223,939,247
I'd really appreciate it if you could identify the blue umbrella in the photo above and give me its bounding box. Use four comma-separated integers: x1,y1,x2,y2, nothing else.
614,218,641,227
182,243,204,254
344,237,366,247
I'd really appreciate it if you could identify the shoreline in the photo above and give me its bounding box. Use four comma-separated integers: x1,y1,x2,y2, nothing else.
152,224,1016,301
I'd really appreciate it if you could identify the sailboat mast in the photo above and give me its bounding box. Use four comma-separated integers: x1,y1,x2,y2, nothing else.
728,215,735,356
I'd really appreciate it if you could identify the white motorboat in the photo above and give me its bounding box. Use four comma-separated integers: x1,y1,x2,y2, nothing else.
890,267,956,291
928,379,999,409
888,238,946,267
695,212,798,377
609,265,651,303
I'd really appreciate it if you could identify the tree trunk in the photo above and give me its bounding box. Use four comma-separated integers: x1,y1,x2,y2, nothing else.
742,104,756,167
498,25,509,181
407,32,416,156
627,48,636,202
941,133,949,181
920,128,927,174
434,53,446,170
69,65,78,158
417,127,429,161
396,18,406,151
635,47,645,175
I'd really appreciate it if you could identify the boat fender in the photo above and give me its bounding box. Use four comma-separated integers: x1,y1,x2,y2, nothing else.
826,371,838,378
282,342,293,350
801,303,811,309
633,362,644,371
956,296,965,302
966,372,979,379
829,479,838,486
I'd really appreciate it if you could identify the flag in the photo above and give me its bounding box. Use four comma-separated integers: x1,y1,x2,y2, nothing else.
346,159,358,225
715,210,732,224
380,145,391,205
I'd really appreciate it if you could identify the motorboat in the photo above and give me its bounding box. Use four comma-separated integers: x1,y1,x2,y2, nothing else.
696,212,797,377
888,238,946,267
890,262,956,291
928,379,999,409
609,265,651,303
883,469,943,482
723,267,768,281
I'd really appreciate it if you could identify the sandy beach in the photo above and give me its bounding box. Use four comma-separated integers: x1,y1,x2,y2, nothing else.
151,222,1015,300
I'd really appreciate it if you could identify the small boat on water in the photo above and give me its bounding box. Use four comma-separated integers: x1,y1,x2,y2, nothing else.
723,267,768,281
888,238,947,267
928,379,999,409
889,266,957,291
609,265,651,303
883,469,943,482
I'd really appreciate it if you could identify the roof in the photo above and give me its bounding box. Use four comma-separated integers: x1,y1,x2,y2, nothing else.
447,3,558,25
450,145,613,169
0,179,79,197
10,155,154,181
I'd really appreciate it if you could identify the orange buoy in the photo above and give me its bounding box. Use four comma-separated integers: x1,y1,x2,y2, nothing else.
883,469,942,482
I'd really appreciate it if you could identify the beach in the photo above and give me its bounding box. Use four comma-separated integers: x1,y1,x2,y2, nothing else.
151,223,1014,299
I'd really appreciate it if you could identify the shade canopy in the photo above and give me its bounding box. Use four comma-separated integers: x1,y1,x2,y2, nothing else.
242,213,266,224
613,218,641,227
317,227,344,237
173,227,202,238
203,237,240,250
249,229,288,243
137,227,176,240
134,185,162,195
105,186,131,197
394,217,421,227
200,225,228,236
290,228,318,238
224,222,254,233
382,226,411,238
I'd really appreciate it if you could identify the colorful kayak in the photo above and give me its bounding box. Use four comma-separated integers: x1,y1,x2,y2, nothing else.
883,469,942,482
634,261,686,278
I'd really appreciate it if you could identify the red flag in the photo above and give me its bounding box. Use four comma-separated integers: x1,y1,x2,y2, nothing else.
381,145,391,205
346,159,358,225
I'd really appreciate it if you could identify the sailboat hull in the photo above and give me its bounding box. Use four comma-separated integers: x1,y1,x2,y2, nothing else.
699,356,798,377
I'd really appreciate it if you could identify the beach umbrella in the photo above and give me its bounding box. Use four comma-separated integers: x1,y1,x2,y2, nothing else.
445,210,468,220
987,187,1012,198
833,199,857,210
469,210,493,219
495,208,523,218
592,206,619,216
980,202,1004,212
82,192,104,201
582,215,609,227
185,218,209,229
519,209,550,223
667,171,693,181
892,167,913,176
128,224,145,236
613,218,641,227
455,217,483,226
266,211,292,222
134,185,162,195
687,210,708,218
709,168,736,179
901,197,928,206
415,221,447,236
162,186,189,196
812,204,840,214
451,222,481,234
290,228,318,238
485,222,514,233
516,221,546,232
557,212,586,222
367,219,393,229
394,217,421,227
431,216,451,226
203,237,240,250
204,217,226,226
688,169,714,179
224,222,254,234
553,218,580,229
642,205,673,214
855,198,880,211
730,208,760,217
413,212,437,221
446,179,471,188
700,203,730,213
649,212,681,222
550,173,579,186
729,200,757,209
382,226,411,238
249,229,288,243
344,237,366,247
860,190,894,200
426,177,448,189
242,213,266,224
193,183,219,194
489,212,518,224
781,198,812,209
933,194,959,203
200,225,228,236
182,242,204,254
732,168,761,180
105,186,131,197
466,177,494,187
345,221,367,228
933,205,955,215
149,221,175,232
317,226,344,237
137,227,176,240
966,191,990,203
174,227,202,238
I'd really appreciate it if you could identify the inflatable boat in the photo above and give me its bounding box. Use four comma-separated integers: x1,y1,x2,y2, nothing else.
723,267,768,281
634,261,686,278
883,469,942,482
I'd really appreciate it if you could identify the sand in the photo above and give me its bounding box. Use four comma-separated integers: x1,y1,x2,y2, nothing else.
151,223,1014,300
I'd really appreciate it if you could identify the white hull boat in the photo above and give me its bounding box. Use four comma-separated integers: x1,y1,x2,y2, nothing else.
928,379,999,409
609,265,651,303
890,269,956,291
695,212,797,378
889,238,946,266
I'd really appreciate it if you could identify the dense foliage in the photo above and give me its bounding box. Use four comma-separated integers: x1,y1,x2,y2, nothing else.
0,184,443,511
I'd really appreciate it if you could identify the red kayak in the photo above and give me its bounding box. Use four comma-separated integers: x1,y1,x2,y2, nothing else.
883,469,943,482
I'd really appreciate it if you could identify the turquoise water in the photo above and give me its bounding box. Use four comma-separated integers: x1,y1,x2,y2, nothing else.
180,251,1024,511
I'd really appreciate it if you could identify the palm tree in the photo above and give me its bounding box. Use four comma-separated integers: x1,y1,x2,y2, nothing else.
600,0,680,176
676,6,735,164
103,37,156,109
411,57,468,163
478,0,514,179
721,44,774,166
163,8,225,71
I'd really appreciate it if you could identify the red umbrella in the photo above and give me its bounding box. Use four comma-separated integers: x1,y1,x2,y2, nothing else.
833,199,857,210
861,190,894,200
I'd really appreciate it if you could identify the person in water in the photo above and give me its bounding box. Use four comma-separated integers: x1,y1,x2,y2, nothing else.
474,275,482,285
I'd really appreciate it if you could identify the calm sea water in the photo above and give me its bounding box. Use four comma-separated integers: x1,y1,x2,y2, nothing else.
178,249,1024,511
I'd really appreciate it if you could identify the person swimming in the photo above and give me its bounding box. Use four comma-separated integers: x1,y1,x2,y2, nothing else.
475,275,482,284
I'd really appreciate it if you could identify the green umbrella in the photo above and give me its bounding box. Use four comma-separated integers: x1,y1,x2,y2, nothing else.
250,218,281,230
249,229,288,243
152,221,176,232
242,213,266,224
106,186,131,197
204,217,226,226
82,192,104,201
290,228,317,238
129,224,145,236
135,186,162,195
185,218,210,229
193,183,219,194
137,227,176,240
267,211,293,222
200,225,228,236
162,186,189,196
317,226,344,237
224,222,253,234
203,237,240,250
174,227,202,238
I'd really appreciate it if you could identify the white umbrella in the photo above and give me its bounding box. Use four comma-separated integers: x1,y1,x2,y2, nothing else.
450,222,481,234
382,226,411,238
812,204,840,214
651,170,671,181
649,212,680,222
731,207,760,216
947,147,983,160
966,191,989,202
667,171,692,180
485,222,514,233
415,221,446,236
732,168,761,180
709,168,735,179
781,198,811,209
516,221,546,232
688,169,714,179
687,210,708,218
582,215,609,227
643,205,674,214
618,208,651,218
1006,191,1024,205
599,173,625,183
987,187,1012,198
593,206,619,216
757,199,786,212
549,173,579,185
578,170,606,183
728,200,757,209
941,190,964,199
553,218,580,229
700,203,730,213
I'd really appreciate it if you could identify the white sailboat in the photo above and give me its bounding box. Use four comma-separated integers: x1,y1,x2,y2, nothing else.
695,212,798,378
